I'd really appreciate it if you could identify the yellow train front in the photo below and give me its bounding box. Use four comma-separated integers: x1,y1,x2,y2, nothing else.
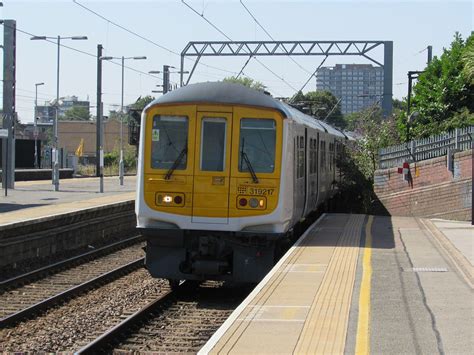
136,82,345,283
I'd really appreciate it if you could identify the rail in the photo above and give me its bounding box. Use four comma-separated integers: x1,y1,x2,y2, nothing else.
0,258,144,327
378,126,473,169
77,288,176,354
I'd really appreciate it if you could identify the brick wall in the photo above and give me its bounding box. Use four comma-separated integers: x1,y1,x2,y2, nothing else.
374,150,472,221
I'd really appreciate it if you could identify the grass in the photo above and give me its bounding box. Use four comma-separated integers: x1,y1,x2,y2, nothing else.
75,164,136,177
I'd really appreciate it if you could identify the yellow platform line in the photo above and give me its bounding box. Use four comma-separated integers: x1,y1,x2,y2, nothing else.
294,215,364,354
355,215,374,355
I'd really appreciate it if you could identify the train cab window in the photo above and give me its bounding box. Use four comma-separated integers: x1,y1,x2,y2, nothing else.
239,118,276,173
201,118,226,171
151,115,188,170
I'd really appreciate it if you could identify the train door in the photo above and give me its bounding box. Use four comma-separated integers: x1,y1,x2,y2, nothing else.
192,112,232,224
302,128,308,217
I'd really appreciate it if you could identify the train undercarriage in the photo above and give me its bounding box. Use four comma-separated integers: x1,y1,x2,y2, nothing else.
141,228,287,284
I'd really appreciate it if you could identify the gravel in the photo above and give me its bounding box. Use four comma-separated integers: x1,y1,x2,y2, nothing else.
0,268,168,353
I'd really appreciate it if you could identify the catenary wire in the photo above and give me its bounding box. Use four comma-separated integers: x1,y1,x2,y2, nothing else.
73,0,240,77
1,22,164,82
181,0,298,92
239,0,312,76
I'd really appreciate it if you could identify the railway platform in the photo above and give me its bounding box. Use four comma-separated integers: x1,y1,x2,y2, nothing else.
200,213,473,354
1,176,137,269
0,176,136,225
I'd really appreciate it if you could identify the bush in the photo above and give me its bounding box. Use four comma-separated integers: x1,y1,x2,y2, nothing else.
104,152,118,167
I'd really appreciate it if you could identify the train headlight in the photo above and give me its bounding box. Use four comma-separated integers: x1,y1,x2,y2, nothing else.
259,199,264,207
155,192,185,207
249,198,259,208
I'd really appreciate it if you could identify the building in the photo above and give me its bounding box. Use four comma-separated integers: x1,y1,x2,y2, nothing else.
57,119,129,157
316,64,384,114
35,95,90,122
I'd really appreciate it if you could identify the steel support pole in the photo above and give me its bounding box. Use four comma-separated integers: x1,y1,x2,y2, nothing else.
53,35,60,191
2,20,16,190
96,44,102,178
163,65,170,94
180,55,185,87
119,56,125,186
34,84,38,168
96,44,104,192
382,41,393,117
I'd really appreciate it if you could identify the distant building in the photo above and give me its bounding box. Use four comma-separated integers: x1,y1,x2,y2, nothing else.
57,119,129,156
35,95,90,123
316,64,384,114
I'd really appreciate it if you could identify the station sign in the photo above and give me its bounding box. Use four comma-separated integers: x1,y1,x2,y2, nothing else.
0,129,9,138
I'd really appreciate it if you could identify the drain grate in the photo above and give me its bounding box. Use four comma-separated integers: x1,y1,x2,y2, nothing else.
405,267,448,272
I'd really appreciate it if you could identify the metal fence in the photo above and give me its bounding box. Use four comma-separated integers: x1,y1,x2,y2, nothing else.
378,126,473,169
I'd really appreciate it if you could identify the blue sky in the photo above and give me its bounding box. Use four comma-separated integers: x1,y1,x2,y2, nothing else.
2,0,472,122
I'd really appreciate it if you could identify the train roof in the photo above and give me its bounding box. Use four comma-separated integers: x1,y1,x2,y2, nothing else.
146,81,346,138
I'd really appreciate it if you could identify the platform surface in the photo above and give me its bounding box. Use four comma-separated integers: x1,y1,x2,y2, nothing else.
200,213,473,355
0,176,136,226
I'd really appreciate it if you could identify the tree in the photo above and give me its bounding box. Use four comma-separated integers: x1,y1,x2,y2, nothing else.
61,106,91,121
347,105,399,178
462,34,474,85
131,95,155,111
223,76,266,91
392,98,406,112
293,90,346,129
401,33,474,139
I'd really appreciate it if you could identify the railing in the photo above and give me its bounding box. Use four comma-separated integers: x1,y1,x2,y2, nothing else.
378,126,473,169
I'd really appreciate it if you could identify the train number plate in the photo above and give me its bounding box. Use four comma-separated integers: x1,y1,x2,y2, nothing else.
247,187,275,196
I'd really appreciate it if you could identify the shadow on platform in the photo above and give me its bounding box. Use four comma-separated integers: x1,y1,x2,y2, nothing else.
0,203,47,213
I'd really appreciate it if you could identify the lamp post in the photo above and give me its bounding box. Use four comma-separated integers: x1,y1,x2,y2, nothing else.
34,82,44,168
101,55,147,185
31,35,88,191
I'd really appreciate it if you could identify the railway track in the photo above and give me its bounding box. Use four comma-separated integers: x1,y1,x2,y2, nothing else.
0,237,145,327
77,281,252,354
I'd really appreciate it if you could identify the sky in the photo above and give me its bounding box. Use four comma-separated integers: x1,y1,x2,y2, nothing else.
1,0,472,123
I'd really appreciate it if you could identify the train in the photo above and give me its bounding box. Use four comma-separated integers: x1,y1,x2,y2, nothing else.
135,82,348,285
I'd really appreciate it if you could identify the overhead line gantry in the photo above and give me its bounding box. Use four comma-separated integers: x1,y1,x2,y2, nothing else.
180,40,393,116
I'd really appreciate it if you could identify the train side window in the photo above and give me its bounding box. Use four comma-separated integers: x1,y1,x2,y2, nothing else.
201,118,226,171
297,135,305,179
320,140,326,171
309,138,316,175
151,115,188,170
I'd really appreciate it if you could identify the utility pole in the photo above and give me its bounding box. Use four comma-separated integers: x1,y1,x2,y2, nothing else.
406,71,423,116
427,45,433,65
100,55,146,186
96,44,104,192
96,45,102,177
2,19,16,191
163,65,170,94
30,34,88,191
34,82,44,169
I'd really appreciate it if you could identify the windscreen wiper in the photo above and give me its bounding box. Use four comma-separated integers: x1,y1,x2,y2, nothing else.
165,146,187,180
240,140,259,184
